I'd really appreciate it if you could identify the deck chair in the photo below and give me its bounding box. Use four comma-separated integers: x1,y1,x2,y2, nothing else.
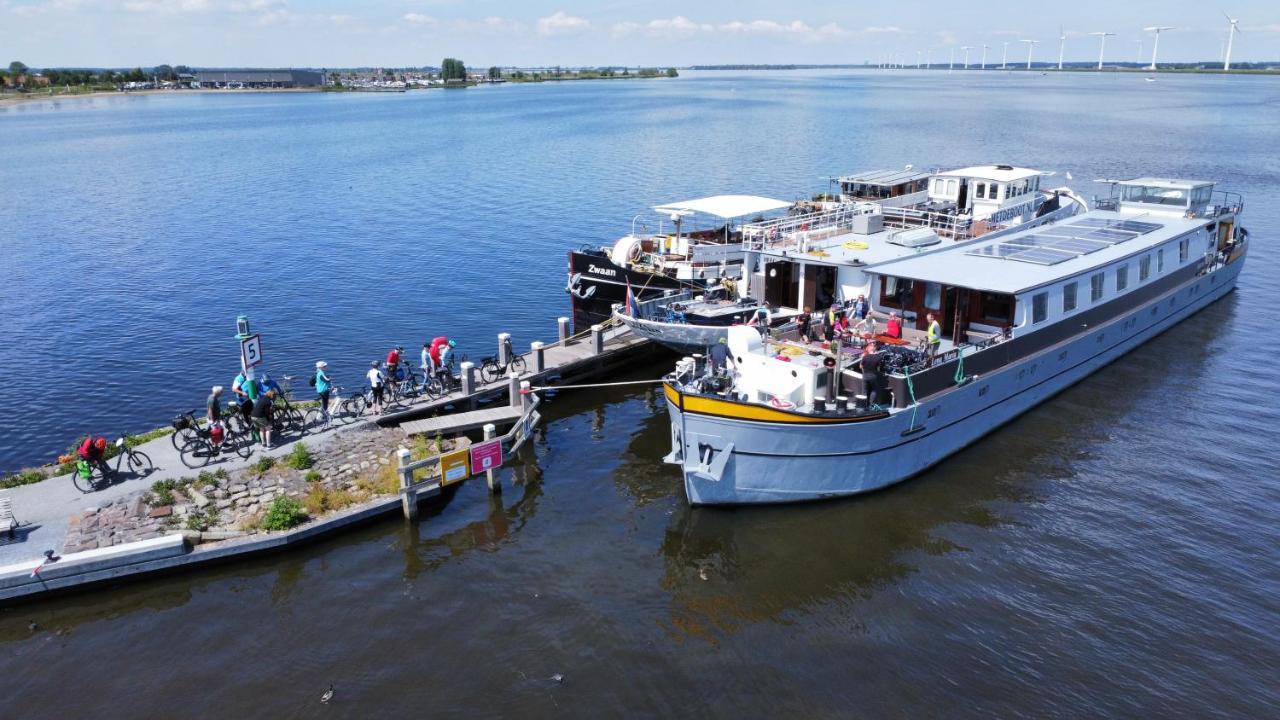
0,496,17,539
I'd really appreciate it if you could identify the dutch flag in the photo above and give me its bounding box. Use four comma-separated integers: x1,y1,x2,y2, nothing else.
625,279,638,316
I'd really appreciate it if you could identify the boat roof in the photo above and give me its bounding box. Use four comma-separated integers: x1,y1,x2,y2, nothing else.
864,211,1204,295
837,168,930,186
940,165,1042,182
1120,177,1215,189
653,195,791,219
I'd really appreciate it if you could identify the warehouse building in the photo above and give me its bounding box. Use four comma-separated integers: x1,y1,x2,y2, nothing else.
193,70,326,88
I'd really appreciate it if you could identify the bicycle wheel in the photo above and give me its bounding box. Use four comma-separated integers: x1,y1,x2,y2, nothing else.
422,376,443,399
179,437,214,469
71,466,98,493
285,407,308,436
231,433,254,459
512,356,528,375
340,395,366,423
480,362,500,384
127,450,154,477
171,425,199,450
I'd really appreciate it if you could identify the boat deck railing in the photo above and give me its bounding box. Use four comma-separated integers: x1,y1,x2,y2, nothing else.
879,206,974,239
742,203,879,251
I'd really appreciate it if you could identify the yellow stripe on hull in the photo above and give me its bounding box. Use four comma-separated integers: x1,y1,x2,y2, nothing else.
663,383,888,425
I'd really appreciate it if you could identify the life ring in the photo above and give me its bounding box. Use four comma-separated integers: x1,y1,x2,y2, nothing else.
768,396,795,409
806,249,830,257
842,240,869,250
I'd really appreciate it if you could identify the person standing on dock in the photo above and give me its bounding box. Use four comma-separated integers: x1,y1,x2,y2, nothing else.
799,306,815,342
207,386,224,427
367,361,386,415
852,294,869,321
708,337,734,375
386,346,402,384
232,371,259,426
251,389,276,448
420,342,436,387
313,361,332,426
859,341,883,408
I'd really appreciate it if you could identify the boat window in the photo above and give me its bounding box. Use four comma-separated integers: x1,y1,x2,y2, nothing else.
979,292,1013,323
1063,282,1077,312
947,179,957,196
1032,293,1048,324
1091,273,1105,302
881,276,914,308
1157,248,1165,273
1179,238,1189,262
1139,255,1151,282
991,184,1002,200
924,282,941,309
975,183,986,200
1121,184,1189,206
1033,176,1040,190
1116,264,1129,292
1191,186,1213,205
932,178,944,195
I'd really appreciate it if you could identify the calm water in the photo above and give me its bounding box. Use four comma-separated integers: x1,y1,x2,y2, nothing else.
2,71,1278,717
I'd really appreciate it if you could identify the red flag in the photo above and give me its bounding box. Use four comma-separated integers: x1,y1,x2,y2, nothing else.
625,279,638,316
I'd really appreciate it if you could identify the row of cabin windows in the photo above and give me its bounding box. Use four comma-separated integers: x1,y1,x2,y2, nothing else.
844,180,927,199
930,176,1040,201
1031,239,1191,324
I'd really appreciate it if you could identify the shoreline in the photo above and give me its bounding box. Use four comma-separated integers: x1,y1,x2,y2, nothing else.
0,86,324,105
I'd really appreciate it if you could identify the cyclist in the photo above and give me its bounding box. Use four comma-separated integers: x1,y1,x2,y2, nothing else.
429,336,450,368
207,385,224,425
314,361,333,426
250,389,277,448
440,339,458,374
258,372,284,402
420,342,437,388
231,371,259,424
366,361,386,415
77,435,110,477
386,346,403,382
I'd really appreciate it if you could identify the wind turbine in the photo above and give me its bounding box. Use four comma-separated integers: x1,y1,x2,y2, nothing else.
949,47,955,72
916,50,923,68
1223,12,1241,71
926,48,932,69
981,44,989,69
1089,31,1115,69
961,46,972,69
1001,41,1009,69
1144,26,1174,71
1057,27,1067,70
1020,39,1039,69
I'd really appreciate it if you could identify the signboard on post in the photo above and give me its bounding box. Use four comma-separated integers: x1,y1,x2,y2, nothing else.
240,333,264,370
440,448,470,486
510,410,540,454
470,439,503,473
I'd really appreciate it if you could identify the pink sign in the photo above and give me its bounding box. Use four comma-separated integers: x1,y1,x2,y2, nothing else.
470,439,503,472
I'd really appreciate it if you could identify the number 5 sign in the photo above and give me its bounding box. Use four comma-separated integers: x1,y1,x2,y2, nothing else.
240,334,264,369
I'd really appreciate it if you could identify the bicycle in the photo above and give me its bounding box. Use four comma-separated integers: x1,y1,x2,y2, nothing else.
385,362,421,404
70,437,155,493
306,384,368,427
173,407,250,448
178,418,255,469
260,374,309,438
480,340,527,383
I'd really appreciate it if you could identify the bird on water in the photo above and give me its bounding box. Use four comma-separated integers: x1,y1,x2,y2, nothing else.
321,685,334,703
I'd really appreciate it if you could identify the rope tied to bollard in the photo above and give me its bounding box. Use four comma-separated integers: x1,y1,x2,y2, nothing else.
529,379,667,391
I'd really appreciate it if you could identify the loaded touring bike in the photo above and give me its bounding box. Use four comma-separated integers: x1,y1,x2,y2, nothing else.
69,437,155,493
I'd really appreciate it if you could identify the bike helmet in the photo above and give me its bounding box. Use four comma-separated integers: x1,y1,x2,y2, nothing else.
94,437,107,450
370,360,379,368
316,360,327,368
448,340,456,348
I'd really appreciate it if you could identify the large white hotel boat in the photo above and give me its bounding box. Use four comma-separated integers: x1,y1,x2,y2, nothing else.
662,178,1249,505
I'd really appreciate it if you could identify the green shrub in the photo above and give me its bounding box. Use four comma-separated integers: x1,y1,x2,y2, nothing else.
149,479,177,506
260,496,307,531
0,469,47,489
304,470,322,483
253,456,276,474
286,442,314,470
123,426,174,449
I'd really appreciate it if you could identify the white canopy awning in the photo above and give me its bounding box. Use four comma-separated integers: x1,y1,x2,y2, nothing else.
653,195,791,219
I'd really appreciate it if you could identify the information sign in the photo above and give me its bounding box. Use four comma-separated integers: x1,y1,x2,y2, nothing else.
440,448,470,486
470,439,503,473
240,333,264,369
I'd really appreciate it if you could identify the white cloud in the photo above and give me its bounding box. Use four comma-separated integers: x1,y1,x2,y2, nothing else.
610,21,639,38
8,0,81,16
537,10,588,36
615,16,849,43
402,12,435,25
863,25,902,34
646,16,712,38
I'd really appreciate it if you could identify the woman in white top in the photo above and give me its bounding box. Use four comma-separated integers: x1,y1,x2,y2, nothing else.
366,361,385,415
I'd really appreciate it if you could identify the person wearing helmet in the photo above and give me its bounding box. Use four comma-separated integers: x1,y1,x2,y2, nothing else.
257,372,282,399
440,339,458,374
366,360,386,416
386,346,403,382
77,435,110,477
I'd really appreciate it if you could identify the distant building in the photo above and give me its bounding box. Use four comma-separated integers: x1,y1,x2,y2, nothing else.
192,70,326,89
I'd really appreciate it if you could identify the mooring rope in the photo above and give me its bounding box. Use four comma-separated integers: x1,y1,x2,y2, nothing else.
530,379,666,391
954,346,967,385
904,365,920,431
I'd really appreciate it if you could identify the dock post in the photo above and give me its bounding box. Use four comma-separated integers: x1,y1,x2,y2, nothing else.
497,332,511,365
520,380,532,413
508,372,520,406
531,341,545,372
558,317,570,346
460,361,476,395
590,324,605,355
397,448,418,520
483,423,501,494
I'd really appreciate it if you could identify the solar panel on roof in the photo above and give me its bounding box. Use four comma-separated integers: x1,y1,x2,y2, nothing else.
1001,234,1062,249
1081,228,1137,242
1009,247,1076,265
1066,218,1113,229
1112,220,1162,233
1047,237,1110,254
965,243,1027,258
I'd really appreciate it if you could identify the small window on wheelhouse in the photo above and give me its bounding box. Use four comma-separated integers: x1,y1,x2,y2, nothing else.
1032,293,1048,324
1091,273,1105,302
1157,248,1165,273
1179,238,1190,263
975,183,987,199
1116,264,1129,292
1139,255,1151,282
1063,282,1077,312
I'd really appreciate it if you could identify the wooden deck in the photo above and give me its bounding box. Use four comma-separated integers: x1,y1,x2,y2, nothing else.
400,406,522,437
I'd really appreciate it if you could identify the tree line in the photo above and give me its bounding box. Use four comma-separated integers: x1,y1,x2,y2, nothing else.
2,60,195,87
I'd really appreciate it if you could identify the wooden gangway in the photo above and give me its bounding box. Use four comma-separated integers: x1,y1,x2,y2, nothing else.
400,406,522,437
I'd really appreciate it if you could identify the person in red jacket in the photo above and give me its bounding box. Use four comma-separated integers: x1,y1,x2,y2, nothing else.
884,312,902,340
429,336,450,367
77,436,109,476
386,346,403,381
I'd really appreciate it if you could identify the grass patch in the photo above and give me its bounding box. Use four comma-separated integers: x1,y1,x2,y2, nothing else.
0,469,48,489
304,470,322,483
286,442,314,470
184,506,220,532
148,479,178,506
301,485,356,517
123,426,174,449
355,462,400,497
260,496,307,531
253,455,276,474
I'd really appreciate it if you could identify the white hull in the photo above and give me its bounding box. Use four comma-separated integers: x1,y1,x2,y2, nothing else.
666,257,1243,505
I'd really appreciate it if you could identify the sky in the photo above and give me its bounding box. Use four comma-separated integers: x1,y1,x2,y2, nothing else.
1,0,1278,69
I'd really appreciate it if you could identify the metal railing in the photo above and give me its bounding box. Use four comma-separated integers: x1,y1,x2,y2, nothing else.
742,203,878,251
879,206,974,238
